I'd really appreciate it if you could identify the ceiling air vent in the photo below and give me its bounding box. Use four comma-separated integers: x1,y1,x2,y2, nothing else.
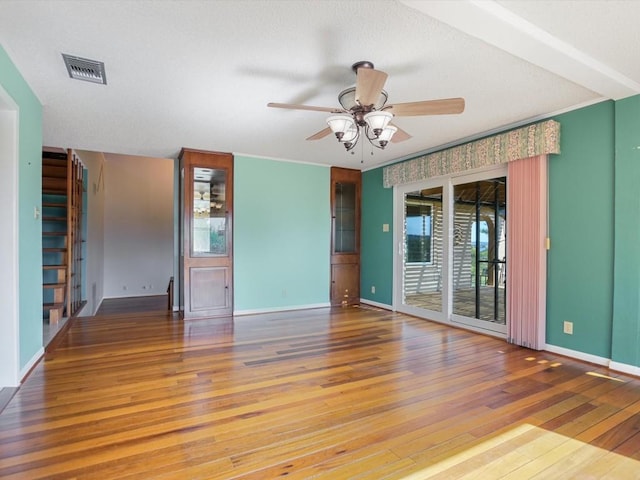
62,54,107,85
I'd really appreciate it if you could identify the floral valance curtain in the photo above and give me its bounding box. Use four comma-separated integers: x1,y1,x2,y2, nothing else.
383,119,560,188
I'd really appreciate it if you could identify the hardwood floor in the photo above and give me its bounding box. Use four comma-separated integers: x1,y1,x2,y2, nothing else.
1,306,639,479
96,294,169,316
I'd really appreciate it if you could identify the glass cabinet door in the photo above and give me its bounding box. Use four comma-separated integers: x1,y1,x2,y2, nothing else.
334,181,357,253
192,167,227,256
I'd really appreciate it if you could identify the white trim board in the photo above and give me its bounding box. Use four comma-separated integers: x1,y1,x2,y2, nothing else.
359,299,393,311
545,344,640,378
609,361,640,378
20,347,44,383
233,302,331,317
0,86,20,388
544,344,609,367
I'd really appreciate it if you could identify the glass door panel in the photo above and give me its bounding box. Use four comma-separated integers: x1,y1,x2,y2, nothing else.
192,167,227,256
334,182,356,253
403,186,443,314
452,177,506,328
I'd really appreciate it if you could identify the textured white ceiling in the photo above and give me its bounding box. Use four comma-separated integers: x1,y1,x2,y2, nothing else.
0,0,637,169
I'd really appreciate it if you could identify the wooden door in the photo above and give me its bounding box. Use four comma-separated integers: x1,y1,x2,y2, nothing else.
180,149,233,318
330,167,361,306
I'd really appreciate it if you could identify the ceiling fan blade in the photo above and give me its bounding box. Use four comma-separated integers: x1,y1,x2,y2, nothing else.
386,97,465,116
267,102,342,113
355,68,388,107
306,127,332,141
390,124,412,143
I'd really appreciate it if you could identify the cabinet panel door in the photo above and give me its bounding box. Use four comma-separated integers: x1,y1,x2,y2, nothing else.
331,263,360,306
189,266,230,311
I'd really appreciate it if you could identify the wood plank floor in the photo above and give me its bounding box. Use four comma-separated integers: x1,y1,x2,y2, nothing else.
96,294,169,316
1,306,639,479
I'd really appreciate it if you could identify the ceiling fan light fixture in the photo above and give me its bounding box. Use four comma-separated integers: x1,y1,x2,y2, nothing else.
377,125,397,148
341,125,359,143
326,114,355,140
364,111,393,136
378,125,397,142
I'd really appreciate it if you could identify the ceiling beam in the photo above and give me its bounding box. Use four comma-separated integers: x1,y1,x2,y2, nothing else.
401,0,640,100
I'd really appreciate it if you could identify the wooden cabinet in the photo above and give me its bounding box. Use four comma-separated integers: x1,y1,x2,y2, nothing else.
179,149,233,318
330,167,361,306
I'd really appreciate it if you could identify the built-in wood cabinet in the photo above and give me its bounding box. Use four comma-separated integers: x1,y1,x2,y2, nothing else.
179,149,233,318
330,167,361,306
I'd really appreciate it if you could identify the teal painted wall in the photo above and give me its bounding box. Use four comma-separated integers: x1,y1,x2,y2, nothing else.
0,45,43,368
546,101,615,357
234,155,330,311
612,95,640,366
361,167,393,305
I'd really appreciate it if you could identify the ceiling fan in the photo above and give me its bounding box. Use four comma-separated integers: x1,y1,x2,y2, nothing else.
268,61,465,152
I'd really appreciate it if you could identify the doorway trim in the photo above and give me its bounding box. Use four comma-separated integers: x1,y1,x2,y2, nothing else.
0,85,20,387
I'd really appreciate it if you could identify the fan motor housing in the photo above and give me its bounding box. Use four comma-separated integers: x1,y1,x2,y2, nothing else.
352,60,375,73
338,87,388,113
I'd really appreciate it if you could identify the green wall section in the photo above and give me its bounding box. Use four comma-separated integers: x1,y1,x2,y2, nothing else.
234,156,330,311
612,95,640,366
0,45,43,368
361,167,393,305
546,101,615,358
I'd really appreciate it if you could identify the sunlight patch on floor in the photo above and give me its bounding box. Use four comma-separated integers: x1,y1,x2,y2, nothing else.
586,371,626,382
400,423,639,479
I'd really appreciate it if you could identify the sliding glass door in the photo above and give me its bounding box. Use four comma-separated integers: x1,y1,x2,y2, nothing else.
401,186,445,320
395,166,507,336
451,176,506,333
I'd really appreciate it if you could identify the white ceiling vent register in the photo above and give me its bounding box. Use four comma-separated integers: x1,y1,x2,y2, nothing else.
62,54,107,85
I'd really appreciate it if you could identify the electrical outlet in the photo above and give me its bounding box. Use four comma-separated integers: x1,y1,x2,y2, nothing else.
371,286,376,294
563,321,573,335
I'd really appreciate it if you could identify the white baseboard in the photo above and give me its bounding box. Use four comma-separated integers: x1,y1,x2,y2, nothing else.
359,299,393,310
545,344,640,377
20,347,44,382
609,361,640,377
544,344,610,366
234,302,331,316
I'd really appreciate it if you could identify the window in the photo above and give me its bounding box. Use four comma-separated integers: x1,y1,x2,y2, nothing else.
405,199,432,263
